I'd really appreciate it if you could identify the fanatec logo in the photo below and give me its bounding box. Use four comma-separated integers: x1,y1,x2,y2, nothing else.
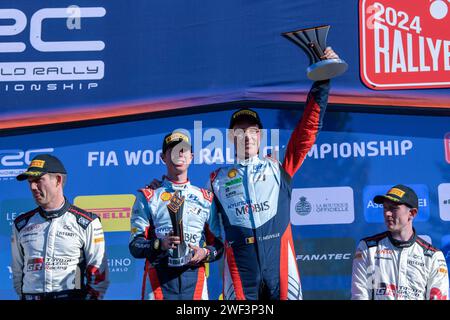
294,238,355,276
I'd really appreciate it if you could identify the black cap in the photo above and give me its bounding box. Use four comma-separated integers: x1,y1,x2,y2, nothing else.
229,108,263,129
373,184,419,209
16,154,67,181
162,131,191,154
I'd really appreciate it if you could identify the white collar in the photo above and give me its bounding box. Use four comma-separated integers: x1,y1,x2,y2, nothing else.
162,175,190,190
236,155,261,166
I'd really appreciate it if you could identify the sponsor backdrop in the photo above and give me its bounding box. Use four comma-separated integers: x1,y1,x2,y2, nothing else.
1,108,449,299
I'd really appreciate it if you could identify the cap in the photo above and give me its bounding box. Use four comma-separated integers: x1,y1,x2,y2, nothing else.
162,132,191,154
229,108,263,129
373,184,419,209
16,154,67,181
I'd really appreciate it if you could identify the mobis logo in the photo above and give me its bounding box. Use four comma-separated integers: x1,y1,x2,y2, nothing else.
0,6,105,91
360,0,450,90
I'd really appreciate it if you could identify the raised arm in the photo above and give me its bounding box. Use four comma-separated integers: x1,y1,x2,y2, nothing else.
282,79,330,177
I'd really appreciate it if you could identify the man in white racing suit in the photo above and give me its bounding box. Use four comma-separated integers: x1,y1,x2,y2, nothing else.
351,184,449,300
11,154,109,300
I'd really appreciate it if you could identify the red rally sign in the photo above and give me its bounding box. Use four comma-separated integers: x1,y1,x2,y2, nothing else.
360,0,450,90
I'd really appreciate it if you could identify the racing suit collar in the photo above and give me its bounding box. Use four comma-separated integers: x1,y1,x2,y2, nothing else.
387,228,417,248
162,175,191,191
38,197,71,220
237,155,261,167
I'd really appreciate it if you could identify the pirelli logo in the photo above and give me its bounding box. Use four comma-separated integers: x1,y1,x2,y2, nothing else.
30,160,45,168
388,188,405,198
74,194,136,232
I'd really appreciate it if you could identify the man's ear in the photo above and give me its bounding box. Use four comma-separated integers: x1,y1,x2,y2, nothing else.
409,208,418,219
55,174,63,187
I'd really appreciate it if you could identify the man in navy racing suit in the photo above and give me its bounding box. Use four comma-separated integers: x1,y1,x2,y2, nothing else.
129,132,224,300
208,47,340,300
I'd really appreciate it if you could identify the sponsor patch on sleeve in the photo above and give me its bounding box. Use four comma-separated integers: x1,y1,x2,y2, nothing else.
94,237,104,244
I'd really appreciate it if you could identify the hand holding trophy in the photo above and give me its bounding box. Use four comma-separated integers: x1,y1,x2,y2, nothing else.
166,190,193,266
283,25,347,80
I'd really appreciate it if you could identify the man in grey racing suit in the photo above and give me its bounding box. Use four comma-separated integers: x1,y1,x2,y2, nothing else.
11,154,109,300
351,184,449,300
129,132,224,300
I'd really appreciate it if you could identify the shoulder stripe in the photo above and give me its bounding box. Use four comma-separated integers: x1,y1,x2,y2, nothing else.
362,232,388,247
139,188,155,201
68,206,99,229
416,238,438,252
69,206,95,221
201,188,214,203
210,169,220,184
14,208,39,231
363,232,388,242
14,208,39,224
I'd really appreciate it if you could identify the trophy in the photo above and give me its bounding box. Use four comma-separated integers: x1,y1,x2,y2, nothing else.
167,191,192,266
282,25,347,81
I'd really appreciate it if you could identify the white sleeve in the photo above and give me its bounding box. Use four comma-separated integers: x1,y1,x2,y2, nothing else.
83,218,110,300
351,240,372,300
426,251,449,300
11,226,24,298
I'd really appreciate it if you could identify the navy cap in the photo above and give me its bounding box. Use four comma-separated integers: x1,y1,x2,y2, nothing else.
162,132,191,154
373,184,419,209
229,108,263,129
16,154,67,181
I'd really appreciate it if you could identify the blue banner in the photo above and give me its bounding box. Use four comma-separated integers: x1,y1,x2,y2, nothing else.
1,107,449,299
1,1,449,129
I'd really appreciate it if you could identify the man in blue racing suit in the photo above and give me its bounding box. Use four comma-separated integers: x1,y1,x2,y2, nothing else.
129,132,224,300
209,47,339,300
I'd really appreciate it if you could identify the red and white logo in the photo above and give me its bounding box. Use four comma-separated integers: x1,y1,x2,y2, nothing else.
445,133,450,164
359,0,450,90
26,258,44,271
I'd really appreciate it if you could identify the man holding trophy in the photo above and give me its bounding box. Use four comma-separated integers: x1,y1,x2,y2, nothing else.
208,25,344,300
129,132,224,300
